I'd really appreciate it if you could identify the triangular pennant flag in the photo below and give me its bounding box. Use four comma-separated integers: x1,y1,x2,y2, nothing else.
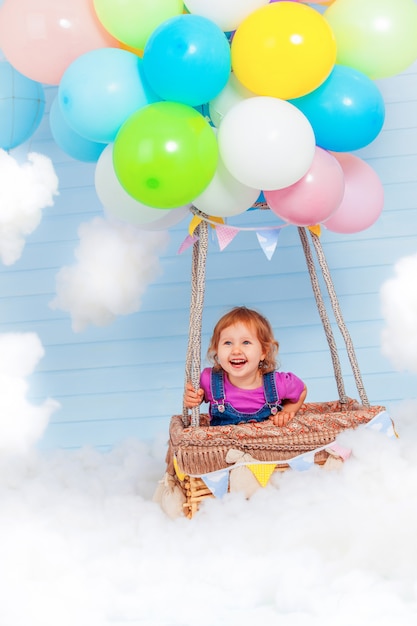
173,455,186,481
326,441,352,461
246,463,277,487
216,225,240,251
287,451,315,471
208,215,225,228
200,469,229,498
365,410,397,438
308,225,321,236
189,214,202,236
178,234,198,254
256,229,280,260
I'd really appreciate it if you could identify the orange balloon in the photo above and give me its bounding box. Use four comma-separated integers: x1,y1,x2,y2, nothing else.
231,2,336,100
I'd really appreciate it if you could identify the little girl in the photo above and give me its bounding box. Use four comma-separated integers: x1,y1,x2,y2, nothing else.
184,306,307,427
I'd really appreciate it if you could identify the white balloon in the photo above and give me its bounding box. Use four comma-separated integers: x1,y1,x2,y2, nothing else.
209,72,256,128
95,144,190,226
192,153,259,217
134,206,190,231
184,0,269,32
218,96,316,190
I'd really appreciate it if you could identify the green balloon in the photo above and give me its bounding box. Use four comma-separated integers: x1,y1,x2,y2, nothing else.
113,101,218,209
93,0,183,50
324,0,417,79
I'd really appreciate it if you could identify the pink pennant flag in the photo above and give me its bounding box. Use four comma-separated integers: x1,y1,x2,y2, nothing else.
178,234,199,254
216,225,240,251
326,442,352,461
256,229,280,260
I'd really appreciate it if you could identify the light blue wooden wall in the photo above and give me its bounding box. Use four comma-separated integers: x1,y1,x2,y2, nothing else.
1,54,416,451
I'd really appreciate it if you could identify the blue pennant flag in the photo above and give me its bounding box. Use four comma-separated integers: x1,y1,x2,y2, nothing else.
256,229,280,260
365,411,396,438
200,470,229,498
288,451,316,472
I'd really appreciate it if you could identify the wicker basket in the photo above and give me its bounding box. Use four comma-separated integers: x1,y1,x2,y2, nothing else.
166,398,386,518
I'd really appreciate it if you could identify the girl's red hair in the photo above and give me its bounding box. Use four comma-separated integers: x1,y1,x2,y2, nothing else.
207,306,279,372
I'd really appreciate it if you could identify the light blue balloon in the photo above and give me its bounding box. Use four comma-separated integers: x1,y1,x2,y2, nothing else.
58,48,160,144
49,97,106,162
0,61,45,150
143,14,231,107
289,65,385,152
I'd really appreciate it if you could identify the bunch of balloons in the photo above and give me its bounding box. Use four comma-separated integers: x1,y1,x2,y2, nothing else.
1,0,417,233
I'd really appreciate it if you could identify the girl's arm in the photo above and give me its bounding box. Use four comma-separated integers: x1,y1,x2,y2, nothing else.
184,381,205,408
270,384,307,427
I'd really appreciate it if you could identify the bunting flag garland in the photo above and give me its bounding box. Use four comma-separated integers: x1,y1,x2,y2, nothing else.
247,463,277,487
177,210,294,258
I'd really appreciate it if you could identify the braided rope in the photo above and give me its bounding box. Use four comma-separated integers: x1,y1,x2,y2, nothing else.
182,213,209,427
298,227,347,403
308,229,369,407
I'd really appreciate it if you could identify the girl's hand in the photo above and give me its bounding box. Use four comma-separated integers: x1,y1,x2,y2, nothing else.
269,385,307,427
184,381,204,408
269,410,295,427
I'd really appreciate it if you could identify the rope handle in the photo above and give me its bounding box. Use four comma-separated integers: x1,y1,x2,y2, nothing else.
182,214,208,426
298,227,369,407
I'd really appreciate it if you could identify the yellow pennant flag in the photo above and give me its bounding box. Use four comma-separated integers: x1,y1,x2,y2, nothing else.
188,215,202,236
173,455,186,482
307,225,321,237
208,215,225,228
247,463,277,487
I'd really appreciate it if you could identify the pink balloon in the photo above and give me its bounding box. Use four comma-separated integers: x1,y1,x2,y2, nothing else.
264,147,345,226
0,0,119,85
323,153,384,234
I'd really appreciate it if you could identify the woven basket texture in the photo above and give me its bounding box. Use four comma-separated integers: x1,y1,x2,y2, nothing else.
167,399,384,475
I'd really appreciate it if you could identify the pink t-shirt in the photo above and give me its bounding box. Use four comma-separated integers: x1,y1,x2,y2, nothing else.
200,367,304,414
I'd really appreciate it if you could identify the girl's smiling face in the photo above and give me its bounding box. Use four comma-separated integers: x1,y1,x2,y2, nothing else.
216,322,266,388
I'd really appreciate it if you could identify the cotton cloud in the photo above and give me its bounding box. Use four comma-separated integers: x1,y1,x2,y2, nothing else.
380,251,417,373
50,216,169,332
0,333,59,455
0,150,59,265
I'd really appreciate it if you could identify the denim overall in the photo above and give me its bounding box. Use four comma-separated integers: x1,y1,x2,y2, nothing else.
210,369,282,426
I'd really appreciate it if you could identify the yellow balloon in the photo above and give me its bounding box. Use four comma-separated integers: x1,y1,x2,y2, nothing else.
231,2,337,100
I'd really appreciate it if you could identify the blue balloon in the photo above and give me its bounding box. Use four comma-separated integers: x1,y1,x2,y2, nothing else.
0,61,45,150
49,97,106,162
289,65,385,152
143,14,231,107
59,48,160,144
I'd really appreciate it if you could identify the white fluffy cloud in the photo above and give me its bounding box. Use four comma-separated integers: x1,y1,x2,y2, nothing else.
0,333,59,454
50,216,169,331
0,150,58,265
380,252,417,373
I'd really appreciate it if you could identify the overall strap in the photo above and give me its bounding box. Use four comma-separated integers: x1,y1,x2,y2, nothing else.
210,369,226,412
263,371,281,415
